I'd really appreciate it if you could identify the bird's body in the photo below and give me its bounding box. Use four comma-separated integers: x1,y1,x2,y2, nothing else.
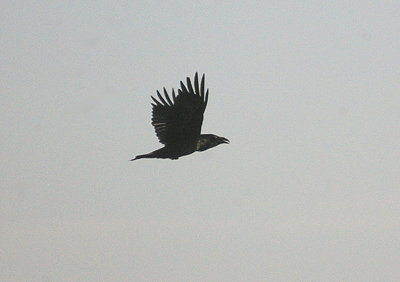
131,73,229,161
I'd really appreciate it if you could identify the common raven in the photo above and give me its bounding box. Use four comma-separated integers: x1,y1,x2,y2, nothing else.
131,73,229,160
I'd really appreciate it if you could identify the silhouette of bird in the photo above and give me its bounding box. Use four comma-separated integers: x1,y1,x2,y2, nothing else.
131,73,229,161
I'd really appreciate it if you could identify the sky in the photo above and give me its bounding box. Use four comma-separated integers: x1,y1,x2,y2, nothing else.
1,1,400,281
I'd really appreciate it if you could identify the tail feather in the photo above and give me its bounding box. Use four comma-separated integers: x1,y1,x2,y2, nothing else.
130,154,146,161
130,147,168,161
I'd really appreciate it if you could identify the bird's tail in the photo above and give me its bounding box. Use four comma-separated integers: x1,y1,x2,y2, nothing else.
130,147,168,161
130,154,147,161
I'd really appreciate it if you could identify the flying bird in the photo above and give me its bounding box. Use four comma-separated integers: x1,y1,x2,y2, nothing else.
131,73,229,161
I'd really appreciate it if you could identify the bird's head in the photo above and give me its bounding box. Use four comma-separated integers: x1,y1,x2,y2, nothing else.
197,134,230,152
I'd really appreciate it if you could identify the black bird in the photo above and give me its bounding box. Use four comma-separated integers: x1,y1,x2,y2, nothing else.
131,73,229,161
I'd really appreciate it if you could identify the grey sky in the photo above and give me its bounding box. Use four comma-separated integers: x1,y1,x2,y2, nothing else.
1,1,399,281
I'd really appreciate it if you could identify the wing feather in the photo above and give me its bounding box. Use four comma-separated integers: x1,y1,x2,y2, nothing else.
200,74,205,98
194,73,200,96
151,96,162,106
186,77,195,95
180,81,188,94
157,90,168,106
163,88,173,106
172,89,176,101
204,89,209,108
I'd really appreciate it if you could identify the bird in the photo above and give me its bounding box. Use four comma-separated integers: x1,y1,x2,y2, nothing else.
131,73,229,161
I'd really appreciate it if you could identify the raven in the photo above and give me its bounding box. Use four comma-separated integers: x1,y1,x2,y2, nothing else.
131,73,229,161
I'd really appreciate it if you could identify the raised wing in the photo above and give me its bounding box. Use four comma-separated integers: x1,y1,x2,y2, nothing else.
151,73,209,146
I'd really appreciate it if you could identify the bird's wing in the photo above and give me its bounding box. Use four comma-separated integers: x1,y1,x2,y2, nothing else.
151,73,209,146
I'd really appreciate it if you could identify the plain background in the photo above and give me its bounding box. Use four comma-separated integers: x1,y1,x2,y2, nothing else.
1,1,399,281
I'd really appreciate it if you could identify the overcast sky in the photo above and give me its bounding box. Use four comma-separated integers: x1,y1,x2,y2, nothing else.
1,1,400,281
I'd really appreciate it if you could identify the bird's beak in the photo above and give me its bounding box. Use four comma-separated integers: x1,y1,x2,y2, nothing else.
220,137,230,144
